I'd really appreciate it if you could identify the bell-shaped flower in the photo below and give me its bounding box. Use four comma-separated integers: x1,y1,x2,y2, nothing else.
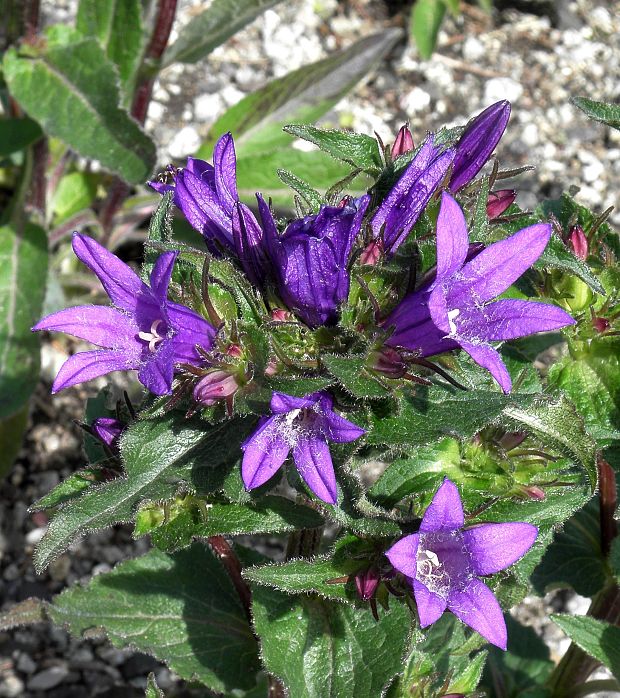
263,196,370,328
383,193,575,392
91,417,125,449
193,369,240,406
386,478,538,649
241,391,365,504
33,234,216,395
371,136,454,256
449,101,511,192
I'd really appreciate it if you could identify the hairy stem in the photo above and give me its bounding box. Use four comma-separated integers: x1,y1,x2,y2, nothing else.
598,454,617,557
206,535,252,624
568,679,620,698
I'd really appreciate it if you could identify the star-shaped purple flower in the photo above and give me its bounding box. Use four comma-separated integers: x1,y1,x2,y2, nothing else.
383,192,575,392
371,135,454,256
261,196,370,328
241,391,365,504
386,478,537,649
33,234,216,395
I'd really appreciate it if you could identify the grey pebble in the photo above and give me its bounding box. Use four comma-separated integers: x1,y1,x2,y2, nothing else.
27,665,70,691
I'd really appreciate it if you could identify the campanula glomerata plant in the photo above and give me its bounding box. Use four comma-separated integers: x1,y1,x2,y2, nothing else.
16,98,620,696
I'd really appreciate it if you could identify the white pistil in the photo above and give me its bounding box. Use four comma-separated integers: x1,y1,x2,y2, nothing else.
447,308,460,335
138,319,165,352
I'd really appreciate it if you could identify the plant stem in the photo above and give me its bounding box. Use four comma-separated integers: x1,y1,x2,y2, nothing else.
598,454,617,556
206,535,252,624
568,679,620,698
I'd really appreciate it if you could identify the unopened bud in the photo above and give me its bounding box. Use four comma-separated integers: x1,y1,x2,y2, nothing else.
194,370,239,406
264,359,279,377
226,343,243,358
523,485,545,501
360,240,383,266
355,567,380,601
593,317,610,333
498,431,527,451
486,189,516,219
338,196,353,208
91,417,125,451
390,124,414,158
371,347,407,379
568,225,588,260
271,309,291,322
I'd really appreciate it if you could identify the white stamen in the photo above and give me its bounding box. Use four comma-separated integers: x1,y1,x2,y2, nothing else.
447,308,460,334
284,409,301,428
138,319,165,352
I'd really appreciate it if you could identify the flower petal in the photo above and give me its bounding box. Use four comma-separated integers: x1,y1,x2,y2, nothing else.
51,349,137,393
321,411,366,443
166,301,216,363
149,251,178,302
270,391,318,414
413,578,448,627
447,578,507,649
213,132,238,211
33,305,141,353
232,202,269,286
468,299,575,341
385,533,419,579
72,234,148,314
458,340,512,393
435,192,469,280
463,522,538,575
241,416,291,489
453,223,551,303
293,436,337,504
138,340,175,395
421,478,464,533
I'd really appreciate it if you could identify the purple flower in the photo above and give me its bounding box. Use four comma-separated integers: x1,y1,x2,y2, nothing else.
241,391,365,504
193,369,239,406
91,417,125,449
449,101,511,192
263,196,370,328
383,193,575,392
33,234,216,395
371,136,454,256
386,478,537,649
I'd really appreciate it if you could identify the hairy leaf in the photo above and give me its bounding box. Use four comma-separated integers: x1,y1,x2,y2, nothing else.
145,673,165,698
0,406,29,478
323,354,391,399
50,172,98,224
0,221,48,419
535,234,604,294
552,614,620,678
410,0,446,60
0,117,43,156
572,96,620,131
164,0,283,65
0,598,48,630
252,586,411,697
49,544,261,692
3,37,155,183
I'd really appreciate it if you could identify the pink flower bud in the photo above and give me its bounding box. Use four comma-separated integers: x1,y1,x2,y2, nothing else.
264,359,279,377
360,240,383,266
486,189,516,219
390,124,414,158
498,431,527,451
193,370,239,406
371,347,407,379
337,196,353,208
271,309,291,322
226,343,243,358
568,225,588,260
593,317,610,333
523,485,545,500
355,567,380,600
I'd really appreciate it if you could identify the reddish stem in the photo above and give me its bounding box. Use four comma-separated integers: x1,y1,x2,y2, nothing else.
207,536,252,624
28,138,48,217
23,0,40,43
598,454,617,557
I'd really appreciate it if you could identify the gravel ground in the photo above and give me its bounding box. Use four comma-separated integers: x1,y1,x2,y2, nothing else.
2,0,619,695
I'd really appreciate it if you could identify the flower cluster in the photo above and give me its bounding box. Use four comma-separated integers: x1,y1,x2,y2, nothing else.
34,102,575,648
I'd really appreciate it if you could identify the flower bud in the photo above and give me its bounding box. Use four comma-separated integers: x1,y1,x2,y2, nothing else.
568,225,588,260
271,309,291,322
360,240,383,266
370,347,407,379
355,567,380,601
226,343,243,358
486,189,516,219
523,485,545,501
91,417,125,451
498,431,527,451
390,124,414,158
194,370,239,406
593,316,610,333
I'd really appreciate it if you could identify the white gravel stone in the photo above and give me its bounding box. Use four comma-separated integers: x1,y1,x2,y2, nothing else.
194,93,225,122
462,36,486,62
25,527,47,546
484,77,524,104
0,674,24,698
167,126,202,159
27,666,69,691
401,86,432,114
521,123,540,148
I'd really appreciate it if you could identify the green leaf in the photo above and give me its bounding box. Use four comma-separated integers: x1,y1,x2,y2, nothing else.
480,615,553,697
535,234,604,295
252,586,411,697
0,598,48,631
367,387,535,451
76,0,144,103
33,413,256,571
198,29,403,157
323,354,391,399
0,406,29,478
548,348,620,444
50,172,98,224
503,395,598,491
164,0,283,65
135,496,324,552
143,191,174,278
145,673,165,698
0,220,48,420
3,39,155,184
552,614,620,678
31,466,110,511
0,117,43,156
48,544,261,692
572,96,620,131
276,169,323,211
531,497,606,596
470,175,490,240
410,0,446,60
283,125,383,171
